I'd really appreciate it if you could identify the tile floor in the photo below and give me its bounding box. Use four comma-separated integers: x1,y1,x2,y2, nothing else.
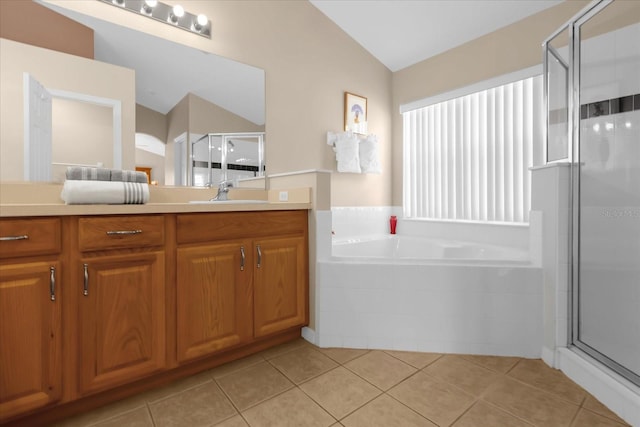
55,339,630,427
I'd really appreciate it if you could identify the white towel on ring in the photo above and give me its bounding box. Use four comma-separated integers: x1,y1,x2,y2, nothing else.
61,181,149,205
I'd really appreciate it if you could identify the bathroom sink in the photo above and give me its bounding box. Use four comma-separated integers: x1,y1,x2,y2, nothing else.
188,200,268,204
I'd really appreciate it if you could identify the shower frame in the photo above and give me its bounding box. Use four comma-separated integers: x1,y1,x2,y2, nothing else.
543,0,640,387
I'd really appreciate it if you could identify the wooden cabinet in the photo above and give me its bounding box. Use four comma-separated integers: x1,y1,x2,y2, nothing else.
176,210,308,358
253,236,307,338
76,216,166,396
1,209,308,422
176,240,253,363
0,218,62,421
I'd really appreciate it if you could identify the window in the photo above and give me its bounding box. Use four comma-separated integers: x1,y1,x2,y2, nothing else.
402,73,544,223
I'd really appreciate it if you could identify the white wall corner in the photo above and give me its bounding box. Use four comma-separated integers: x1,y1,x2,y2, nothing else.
301,327,317,345
542,346,556,368
529,210,543,267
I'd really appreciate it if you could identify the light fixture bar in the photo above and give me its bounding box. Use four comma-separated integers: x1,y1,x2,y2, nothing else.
98,0,211,38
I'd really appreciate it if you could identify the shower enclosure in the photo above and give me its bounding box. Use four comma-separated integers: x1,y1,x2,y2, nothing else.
190,132,265,187
544,0,640,386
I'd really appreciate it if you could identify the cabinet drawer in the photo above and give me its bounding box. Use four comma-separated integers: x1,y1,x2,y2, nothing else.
177,210,307,244
78,215,164,252
0,217,61,258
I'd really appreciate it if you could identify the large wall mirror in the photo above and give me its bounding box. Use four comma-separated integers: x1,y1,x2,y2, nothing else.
0,1,265,188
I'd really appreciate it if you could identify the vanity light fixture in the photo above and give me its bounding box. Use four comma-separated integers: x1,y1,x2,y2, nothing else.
98,0,211,38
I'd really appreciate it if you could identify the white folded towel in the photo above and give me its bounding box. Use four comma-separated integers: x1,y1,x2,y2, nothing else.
334,132,361,173
61,181,149,205
359,134,381,174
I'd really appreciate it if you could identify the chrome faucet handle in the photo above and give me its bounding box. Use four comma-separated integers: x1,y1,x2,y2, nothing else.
211,180,234,201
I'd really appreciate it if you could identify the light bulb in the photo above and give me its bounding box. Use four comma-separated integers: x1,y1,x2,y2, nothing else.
593,123,600,132
605,122,614,131
145,0,157,6
172,5,184,17
197,14,208,26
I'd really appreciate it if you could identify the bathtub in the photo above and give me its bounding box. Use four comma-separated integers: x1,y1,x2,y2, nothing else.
331,235,529,265
316,233,543,358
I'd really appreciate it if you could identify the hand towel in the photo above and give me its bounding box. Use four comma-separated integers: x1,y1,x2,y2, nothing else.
334,132,361,173
61,180,149,205
111,169,149,183
65,166,111,181
359,134,381,174
65,167,148,183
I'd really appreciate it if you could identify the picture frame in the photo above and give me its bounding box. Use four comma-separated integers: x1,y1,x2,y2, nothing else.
344,92,368,134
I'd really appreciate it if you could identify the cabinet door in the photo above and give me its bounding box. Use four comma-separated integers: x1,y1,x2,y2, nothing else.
176,241,252,363
78,252,165,395
254,236,307,338
0,261,61,421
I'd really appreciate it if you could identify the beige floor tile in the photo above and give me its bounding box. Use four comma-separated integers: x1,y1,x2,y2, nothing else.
571,409,629,427
483,376,580,426
216,361,293,410
318,348,369,364
300,366,381,419
451,401,533,427
422,355,501,396
211,353,266,379
215,415,250,427
149,381,237,427
459,354,520,373
138,370,214,404
388,371,475,426
582,395,629,425
242,388,335,427
269,347,338,384
344,351,417,390
507,359,587,405
341,394,436,427
55,394,148,426
92,407,154,427
384,350,442,369
259,338,311,360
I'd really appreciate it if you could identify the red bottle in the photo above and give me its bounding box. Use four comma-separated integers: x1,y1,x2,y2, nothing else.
390,215,397,234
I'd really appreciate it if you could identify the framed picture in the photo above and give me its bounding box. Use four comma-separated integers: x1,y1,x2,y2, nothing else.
344,92,367,134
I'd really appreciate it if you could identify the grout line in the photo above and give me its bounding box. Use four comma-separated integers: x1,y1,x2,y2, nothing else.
384,390,443,426
479,398,536,426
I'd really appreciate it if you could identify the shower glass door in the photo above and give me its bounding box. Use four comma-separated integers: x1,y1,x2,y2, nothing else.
573,0,640,385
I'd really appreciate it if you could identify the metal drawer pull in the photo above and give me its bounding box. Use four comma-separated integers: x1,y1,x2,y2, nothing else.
83,264,89,296
240,246,245,271
50,267,56,301
0,235,29,241
106,229,142,236
256,245,262,268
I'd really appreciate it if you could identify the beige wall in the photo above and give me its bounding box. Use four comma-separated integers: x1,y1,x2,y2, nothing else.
165,94,190,186
0,0,94,59
391,1,589,206
43,0,393,207
136,104,168,143
189,93,264,135
135,148,165,185
0,38,135,181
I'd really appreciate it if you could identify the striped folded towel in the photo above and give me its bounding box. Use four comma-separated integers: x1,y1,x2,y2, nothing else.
66,167,148,183
65,167,111,181
61,181,149,205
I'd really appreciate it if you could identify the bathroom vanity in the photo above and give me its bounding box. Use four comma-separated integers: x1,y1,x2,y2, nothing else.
0,197,310,425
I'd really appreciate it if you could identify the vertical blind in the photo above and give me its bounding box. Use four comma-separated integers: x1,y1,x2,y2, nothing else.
402,74,543,223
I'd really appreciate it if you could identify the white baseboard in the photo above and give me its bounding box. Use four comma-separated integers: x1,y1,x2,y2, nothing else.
556,347,640,427
301,327,316,345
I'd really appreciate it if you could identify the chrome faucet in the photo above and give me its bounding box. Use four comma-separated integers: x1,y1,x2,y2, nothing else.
211,180,234,201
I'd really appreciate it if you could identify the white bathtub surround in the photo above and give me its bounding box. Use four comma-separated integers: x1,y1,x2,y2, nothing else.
317,260,542,357
331,206,401,238
315,206,543,357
